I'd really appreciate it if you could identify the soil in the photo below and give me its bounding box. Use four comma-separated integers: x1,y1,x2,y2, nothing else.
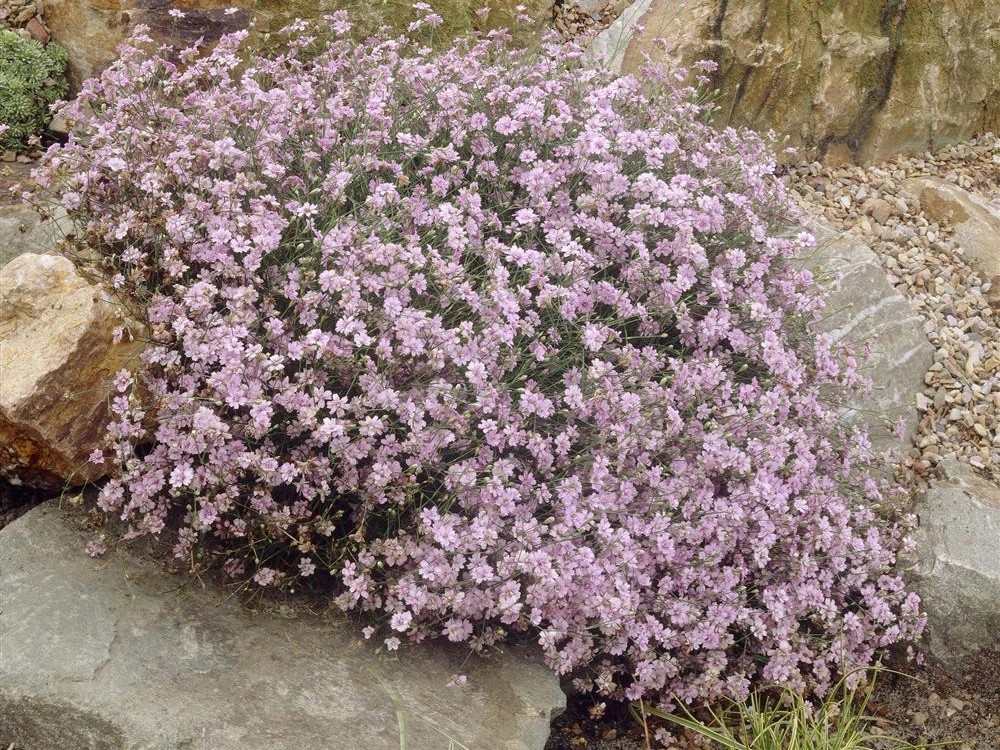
0,482,53,531
869,651,1000,750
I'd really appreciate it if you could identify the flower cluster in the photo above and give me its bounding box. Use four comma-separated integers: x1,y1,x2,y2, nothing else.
37,12,922,706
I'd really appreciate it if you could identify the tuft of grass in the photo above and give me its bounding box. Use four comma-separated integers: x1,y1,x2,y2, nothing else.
631,670,954,750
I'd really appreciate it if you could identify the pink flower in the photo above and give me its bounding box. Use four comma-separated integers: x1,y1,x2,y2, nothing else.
254,568,275,587
390,611,413,632
298,557,316,577
582,323,608,352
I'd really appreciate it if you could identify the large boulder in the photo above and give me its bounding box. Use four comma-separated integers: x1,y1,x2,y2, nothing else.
799,222,934,458
593,0,1000,163
914,460,1000,669
0,502,565,750
44,0,556,92
0,253,143,489
902,177,1000,296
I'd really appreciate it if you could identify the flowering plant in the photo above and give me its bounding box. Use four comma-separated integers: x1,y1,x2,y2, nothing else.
37,10,922,706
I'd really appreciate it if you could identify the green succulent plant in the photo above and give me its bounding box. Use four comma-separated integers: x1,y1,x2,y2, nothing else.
0,28,68,152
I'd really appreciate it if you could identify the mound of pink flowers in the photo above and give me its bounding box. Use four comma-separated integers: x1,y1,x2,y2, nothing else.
37,10,922,706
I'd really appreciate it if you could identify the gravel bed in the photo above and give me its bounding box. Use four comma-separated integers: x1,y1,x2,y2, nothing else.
552,0,635,41
786,134,1000,486
869,650,1000,750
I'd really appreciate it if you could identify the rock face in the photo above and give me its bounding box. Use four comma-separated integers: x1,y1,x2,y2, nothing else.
902,177,1000,295
0,203,69,268
799,222,934,458
584,0,650,69
44,0,555,92
594,0,1000,163
914,460,1000,668
0,253,143,489
43,0,249,90
0,502,566,750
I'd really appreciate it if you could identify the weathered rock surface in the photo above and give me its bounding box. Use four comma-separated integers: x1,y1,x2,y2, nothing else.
583,0,650,70
594,0,1000,163
914,460,1000,668
44,0,249,90
902,177,1000,292
0,203,69,268
44,0,555,91
0,503,565,750
799,221,934,458
0,253,143,489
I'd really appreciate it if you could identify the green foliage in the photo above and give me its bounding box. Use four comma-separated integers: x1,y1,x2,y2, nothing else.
0,29,68,152
632,672,950,750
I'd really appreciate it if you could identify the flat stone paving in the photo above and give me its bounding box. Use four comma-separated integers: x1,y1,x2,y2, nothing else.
0,503,565,750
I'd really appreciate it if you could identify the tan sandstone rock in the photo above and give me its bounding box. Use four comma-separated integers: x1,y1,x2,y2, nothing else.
0,253,143,489
42,0,250,91
902,177,1000,296
595,0,1000,163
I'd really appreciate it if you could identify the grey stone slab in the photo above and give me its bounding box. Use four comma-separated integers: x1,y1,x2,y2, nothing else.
799,222,934,458
583,0,652,73
0,503,565,750
0,202,69,269
914,460,1000,669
